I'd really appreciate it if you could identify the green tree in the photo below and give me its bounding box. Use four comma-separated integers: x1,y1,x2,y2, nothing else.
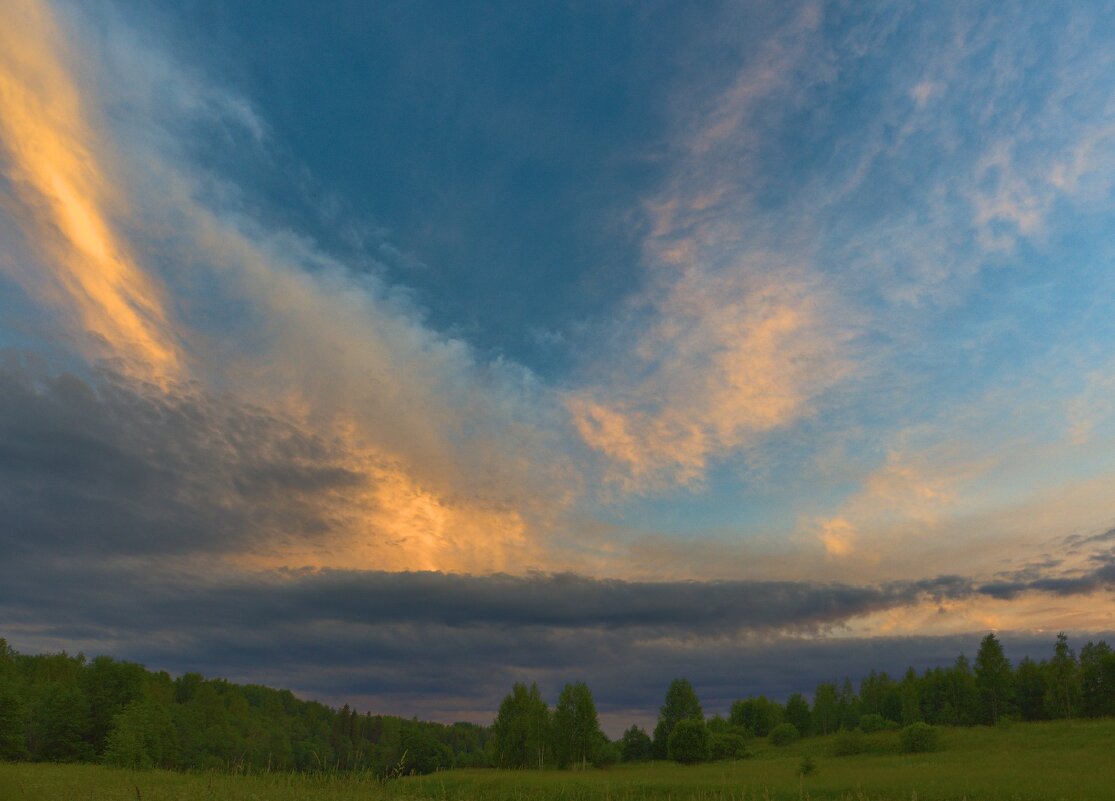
490,682,550,769
80,656,146,756
552,681,604,769
974,633,1014,725
810,683,839,735
784,693,811,737
728,696,783,736
1043,632,1082,719
399,724,453,774
667,718,708,764
619,725,654,762
945,655,980,726
0,682,27,760
653,679,703,759
898,667,922,725
836,678,861,729
33,683,93,762
103,699,179,769
1080,640,1115,717
1014,657,1046,721
0,641,27,760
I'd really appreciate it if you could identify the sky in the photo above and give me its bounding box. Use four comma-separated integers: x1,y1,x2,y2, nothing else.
2,0,1115,734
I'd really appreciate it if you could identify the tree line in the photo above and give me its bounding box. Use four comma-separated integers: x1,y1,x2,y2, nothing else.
1,632,1113,773
488,632,1115,767
0,639,488,774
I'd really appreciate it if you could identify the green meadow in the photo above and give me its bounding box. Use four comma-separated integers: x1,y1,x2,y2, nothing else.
3,719,1113,801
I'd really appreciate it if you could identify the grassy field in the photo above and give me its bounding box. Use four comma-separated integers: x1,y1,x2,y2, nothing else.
3,719,1113,801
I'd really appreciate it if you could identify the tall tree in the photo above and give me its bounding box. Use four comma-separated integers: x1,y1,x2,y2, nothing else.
0,640,27,760
898,667,922,725
33,683,93,762
974,633,1014,725
1014,657,1046,721
946,655,980,726
784,693,811,737
1043,633,1082,719
653,679,703,758
810,683,839,735
1080,640,1115,717
552,681,604,769
80,656,146,755
491,682,550,769
837,678,861,730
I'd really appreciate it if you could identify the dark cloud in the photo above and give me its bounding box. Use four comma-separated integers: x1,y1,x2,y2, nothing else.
0,355,363,559
1062,527,1115,548
3,357,1115,732
977,554,1115,600
5,559,1110,733
4,554,1115,732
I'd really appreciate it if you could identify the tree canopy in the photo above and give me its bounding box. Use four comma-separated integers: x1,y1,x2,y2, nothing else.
653,679,703,758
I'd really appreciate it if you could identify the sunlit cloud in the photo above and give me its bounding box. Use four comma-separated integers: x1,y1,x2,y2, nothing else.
569,6,855,491
3,0,1115,720
0,0,579,576
0,0,182,383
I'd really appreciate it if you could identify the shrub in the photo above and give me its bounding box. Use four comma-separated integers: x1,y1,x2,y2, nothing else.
858,713,887,733
768,722,800,746
799,755,817,777
830,728,866,756
900,722,939,753
594,737,620,767
668,719,709,764
619,725,654,763
709,731,748,760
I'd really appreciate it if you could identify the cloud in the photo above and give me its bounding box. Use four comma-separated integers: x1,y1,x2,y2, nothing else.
0,0,182,383
0,355,558,574
568,6,856,490
2,548,1112,730
0,0,584,574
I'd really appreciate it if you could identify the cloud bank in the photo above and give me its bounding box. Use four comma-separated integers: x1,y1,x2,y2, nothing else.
3,0,1115,725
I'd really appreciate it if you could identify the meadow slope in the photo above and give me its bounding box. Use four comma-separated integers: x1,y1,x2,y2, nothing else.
2,719,1113,801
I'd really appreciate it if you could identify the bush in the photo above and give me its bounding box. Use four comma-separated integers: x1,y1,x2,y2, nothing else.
858,713,887,733
768,722,800,746
668,719,709,764
594,737,620,767
709,731,748,760
619,725,654,763
900,722,939,753
830,728,866,756
799,755,817,777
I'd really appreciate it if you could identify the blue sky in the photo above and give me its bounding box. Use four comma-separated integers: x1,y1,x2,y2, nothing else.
2,0,1115,727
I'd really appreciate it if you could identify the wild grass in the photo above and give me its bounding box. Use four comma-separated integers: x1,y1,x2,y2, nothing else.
3,719,1114,801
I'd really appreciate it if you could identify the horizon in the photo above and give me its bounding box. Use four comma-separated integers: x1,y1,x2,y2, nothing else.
4,630,1109,739
2,0,1115,738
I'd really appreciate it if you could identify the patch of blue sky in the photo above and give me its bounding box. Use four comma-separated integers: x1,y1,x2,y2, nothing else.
128,0,713,376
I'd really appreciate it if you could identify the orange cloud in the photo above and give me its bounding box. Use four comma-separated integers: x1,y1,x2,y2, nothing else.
840,592,1115,640
240,443,543,575
0,0,181,383
818,516,855,558
570,268,850,489
0,0,566,577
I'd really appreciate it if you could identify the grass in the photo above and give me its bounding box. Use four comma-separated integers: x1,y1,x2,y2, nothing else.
3,719,1114,801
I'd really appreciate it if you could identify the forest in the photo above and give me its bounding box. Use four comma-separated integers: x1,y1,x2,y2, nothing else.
0,632,1113,775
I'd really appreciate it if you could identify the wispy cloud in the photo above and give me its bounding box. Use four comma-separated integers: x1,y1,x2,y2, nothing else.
0,0,579,574
0,0,182,382
569,5,856,490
